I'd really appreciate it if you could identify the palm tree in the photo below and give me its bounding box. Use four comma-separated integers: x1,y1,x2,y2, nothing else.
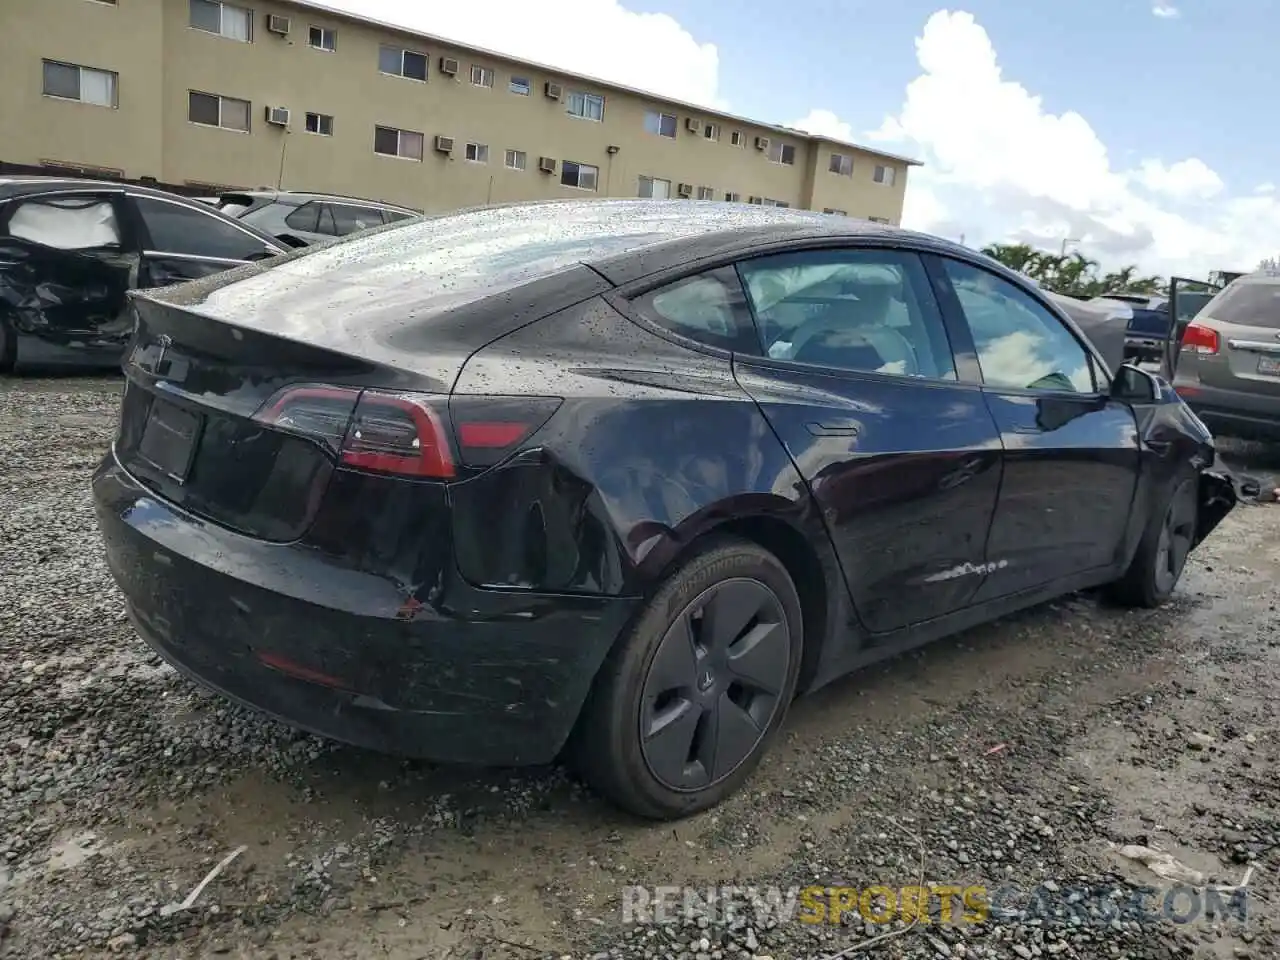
980,242,1166,299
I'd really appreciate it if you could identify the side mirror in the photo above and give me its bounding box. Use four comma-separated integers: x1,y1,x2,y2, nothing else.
1111,363,1159,403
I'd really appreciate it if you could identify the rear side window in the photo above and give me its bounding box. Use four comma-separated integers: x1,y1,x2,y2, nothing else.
3,195,122,249
327,204,385,236
1205,282,1280,329
629,266,759,353
134,196,270,260
381,209,415,224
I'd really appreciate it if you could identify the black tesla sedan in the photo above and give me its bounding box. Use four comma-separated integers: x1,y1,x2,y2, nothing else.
93,200,1238,820
0,177,294,372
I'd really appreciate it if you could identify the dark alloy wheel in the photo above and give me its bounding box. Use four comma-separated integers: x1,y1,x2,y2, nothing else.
1109,475,1200,608
639,578,790,792
571,537,804,820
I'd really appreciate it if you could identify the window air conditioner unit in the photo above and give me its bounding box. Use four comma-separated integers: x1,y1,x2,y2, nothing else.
677,183,693,197
754,137,769,150
434,135,454,153
265,106,290,126
685,117,700,133
538,156,556,173
544,82,562,100
266,14,291,35
440,57,459,75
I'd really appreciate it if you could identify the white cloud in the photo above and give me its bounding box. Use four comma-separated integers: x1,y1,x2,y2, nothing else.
790,109,856,142
304,0,726,109
860,10,1279,277
1152,3,1180,17
1135,158,1223,200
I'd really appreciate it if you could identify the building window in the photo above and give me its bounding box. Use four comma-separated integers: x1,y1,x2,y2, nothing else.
730,131,745,147
42,61,118,108
308,26,336,51
724,191,741,202
762,198,789,208
696,186,715,200
470,65,494,88
869,216,891,223
561,161,598,190
768,142,796,166
189,0,252,41
829,153,852,177
305,112,333,136
873,164,897,186
379,45,428,82
566,91,604,121
638,176,671,199
505,149,526,171
823,208,848,216
188,91,250,131
465,142,489,163
374,125,424,161
509,76,531,96
645,111,677,139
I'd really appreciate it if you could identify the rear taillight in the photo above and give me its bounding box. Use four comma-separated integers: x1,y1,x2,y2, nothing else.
254,385,560,478
1181,323,1220,355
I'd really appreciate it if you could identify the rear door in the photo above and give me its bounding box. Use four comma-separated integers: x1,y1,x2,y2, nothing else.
1188,280,1280,398
0,188,139,359
127,193,283,287
728,244,1003,634
927,254,1139,597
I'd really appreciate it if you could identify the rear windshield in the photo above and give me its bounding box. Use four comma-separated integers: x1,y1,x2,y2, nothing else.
1207,282,1280,328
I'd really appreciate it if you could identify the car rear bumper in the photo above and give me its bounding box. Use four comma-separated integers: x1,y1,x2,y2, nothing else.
92,450,638,767
1174,379,1280,440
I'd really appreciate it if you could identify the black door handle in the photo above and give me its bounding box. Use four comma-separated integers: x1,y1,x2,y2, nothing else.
805,421,860,437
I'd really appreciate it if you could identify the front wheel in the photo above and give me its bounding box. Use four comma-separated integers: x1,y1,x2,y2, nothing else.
1108,476,1199,608
570,538,803,820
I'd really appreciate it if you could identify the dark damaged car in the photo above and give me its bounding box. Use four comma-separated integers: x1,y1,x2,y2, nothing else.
93,200,1240,820
0,178,291,372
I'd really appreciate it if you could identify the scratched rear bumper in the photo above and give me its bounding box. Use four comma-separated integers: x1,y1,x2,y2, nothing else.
92,453,637,767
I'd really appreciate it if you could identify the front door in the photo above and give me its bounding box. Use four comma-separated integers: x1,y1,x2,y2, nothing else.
926,255,1140,598
730,245,1004,636
128,194,280,288
0,189,137,362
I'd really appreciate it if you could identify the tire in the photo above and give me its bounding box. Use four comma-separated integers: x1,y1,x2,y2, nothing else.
1107,474,1199,608
571,537,804,820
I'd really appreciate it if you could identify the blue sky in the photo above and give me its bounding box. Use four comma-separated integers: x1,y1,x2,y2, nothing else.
324,0,1280,276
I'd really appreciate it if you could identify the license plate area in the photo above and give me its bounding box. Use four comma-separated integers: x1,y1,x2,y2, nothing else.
137,398,203,483
1257,357,1280,376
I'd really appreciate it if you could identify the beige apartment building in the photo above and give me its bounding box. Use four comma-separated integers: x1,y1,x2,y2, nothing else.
0,0,919,221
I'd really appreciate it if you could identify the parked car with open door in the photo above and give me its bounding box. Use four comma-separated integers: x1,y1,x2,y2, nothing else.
0,178,290,372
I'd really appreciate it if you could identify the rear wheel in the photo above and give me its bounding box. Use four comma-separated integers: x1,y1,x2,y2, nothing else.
1108,476,1199,607
571,538,803,820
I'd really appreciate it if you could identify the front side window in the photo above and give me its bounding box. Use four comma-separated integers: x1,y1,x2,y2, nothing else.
561,161,598,190
188,91,249,131
189,0,251,41
637,176,670,199
631,266,757,353
379,45,428,81
939,258,1095,393
134,196,269,260
644,111,677,138
566,91,604,121
737,248,957,380
42,61,118,107
4,195,122,250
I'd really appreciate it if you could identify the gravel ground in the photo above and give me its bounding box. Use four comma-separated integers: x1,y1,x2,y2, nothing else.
2,373,1279,960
